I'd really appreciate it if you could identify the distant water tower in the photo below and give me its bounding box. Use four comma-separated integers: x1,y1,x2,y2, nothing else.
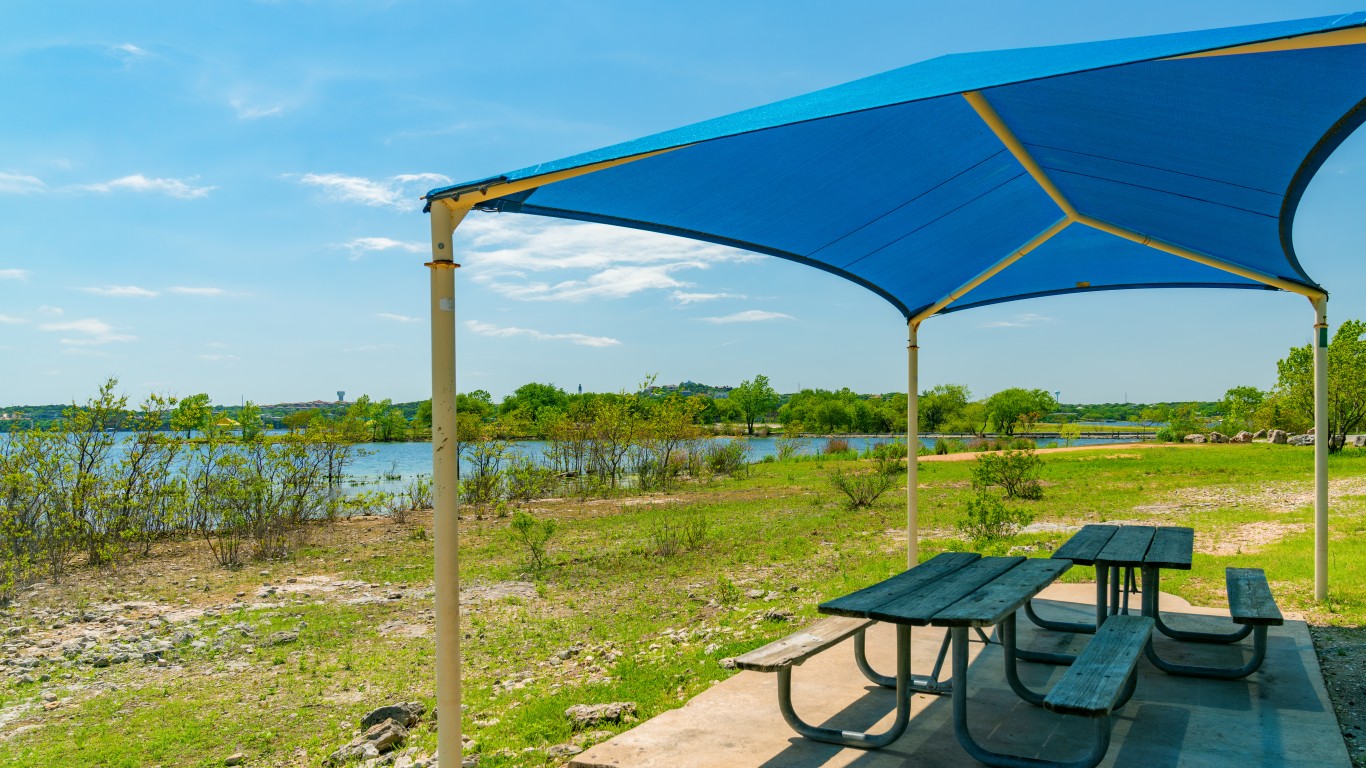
337,390,346,403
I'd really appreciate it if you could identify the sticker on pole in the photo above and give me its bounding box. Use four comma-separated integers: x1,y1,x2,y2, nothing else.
1320,327,1329,347
440,298,454,312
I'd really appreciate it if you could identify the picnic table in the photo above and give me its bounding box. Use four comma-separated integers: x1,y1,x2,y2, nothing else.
1028,524,1283,679
735,552,1151,768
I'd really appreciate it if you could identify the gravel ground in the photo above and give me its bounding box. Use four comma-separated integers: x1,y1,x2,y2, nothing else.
1312,626,1366,767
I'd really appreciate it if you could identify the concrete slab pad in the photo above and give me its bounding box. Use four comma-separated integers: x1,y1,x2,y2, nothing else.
571,583,1348,768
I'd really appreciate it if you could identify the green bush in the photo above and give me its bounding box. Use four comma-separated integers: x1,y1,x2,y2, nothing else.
956,490,1033,542
829,456,901,509
704,439,749,476
509,510,556,572
971,449,1044,500
505,456,558,503
648,508,711,556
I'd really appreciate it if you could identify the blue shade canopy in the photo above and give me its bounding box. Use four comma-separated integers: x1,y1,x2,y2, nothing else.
428,14,1366,320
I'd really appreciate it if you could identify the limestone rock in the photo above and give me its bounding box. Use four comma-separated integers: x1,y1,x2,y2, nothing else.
1232,431,1254,443
547,744,583,758
565,701,637,730
1183,434,1206,444
361,701,425,730
1254,429,1268,439
1289,434,1315,446
266,631,299,647
363,718,408,752
1269,429,1289,444
1207,432,1228,444
224,752,246,766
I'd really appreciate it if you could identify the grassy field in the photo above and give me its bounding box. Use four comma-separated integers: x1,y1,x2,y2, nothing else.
0,443,1363,766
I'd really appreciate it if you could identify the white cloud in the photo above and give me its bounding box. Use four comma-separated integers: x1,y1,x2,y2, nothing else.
460,217,757,303
0,173,44,195
463,216,755,273
0,269,30,280
488,264,700,302
168,286,228,297
229,98,282,120
672,290,745,305
199,353,240,362
701,310,794,324
979,312,1053,328
39,318,136,345
0,314,27,324
344,237,426,260
78,174,214,199
296,172,451,209
377,313,420,323
78,285,159,298
111,43,149,61
37,305,63,316
466,319,620,348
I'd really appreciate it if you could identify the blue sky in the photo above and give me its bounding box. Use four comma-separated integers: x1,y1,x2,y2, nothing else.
4,1,1366,407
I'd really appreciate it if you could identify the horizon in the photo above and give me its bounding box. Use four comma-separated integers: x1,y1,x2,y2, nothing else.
4,1,1366,406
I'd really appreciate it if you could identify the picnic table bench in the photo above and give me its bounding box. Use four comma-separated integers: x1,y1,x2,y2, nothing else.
1029,524,1282,679
737,552,1152,768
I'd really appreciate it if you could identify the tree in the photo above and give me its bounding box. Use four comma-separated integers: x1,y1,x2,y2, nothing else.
1276,318,1366,452
282,409,315,434
984,388,1057,436
919,384,971,433
237,401,265,442
730,375,779,435
1217,386,1264,434
500,383,568,424
171,393,212,438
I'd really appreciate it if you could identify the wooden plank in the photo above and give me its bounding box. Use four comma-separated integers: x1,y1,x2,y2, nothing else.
932,559,1072,627
1095,525,1155,566
867,557,1023,625
733,617,874,672
1227,568,1284,626
1051,524,1118,565
819,551,980,618
1145,526,1194,570
1044,615,1154,718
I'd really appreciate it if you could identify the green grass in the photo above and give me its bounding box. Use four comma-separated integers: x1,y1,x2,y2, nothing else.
1,444,1364,766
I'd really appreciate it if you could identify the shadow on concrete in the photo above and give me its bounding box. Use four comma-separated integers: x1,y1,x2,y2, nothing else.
570,583,1347,768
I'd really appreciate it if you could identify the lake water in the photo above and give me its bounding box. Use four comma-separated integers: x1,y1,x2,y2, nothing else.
345,434,1143,493
0,432,1144,497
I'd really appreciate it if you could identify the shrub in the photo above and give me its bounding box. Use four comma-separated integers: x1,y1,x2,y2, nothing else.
829,456,901,509
971,449,1044,500
704,439,749,477
774,429,810,461
824,437,851,455
648,508,711,556
505,456,558,503
957,490,1033,542
509,510,556,572
404,476,433,510
863,440,908,461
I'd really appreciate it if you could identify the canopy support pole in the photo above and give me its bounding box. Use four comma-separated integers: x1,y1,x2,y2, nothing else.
1314,296,1329,602
907,320,919,568
429,199,469,765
